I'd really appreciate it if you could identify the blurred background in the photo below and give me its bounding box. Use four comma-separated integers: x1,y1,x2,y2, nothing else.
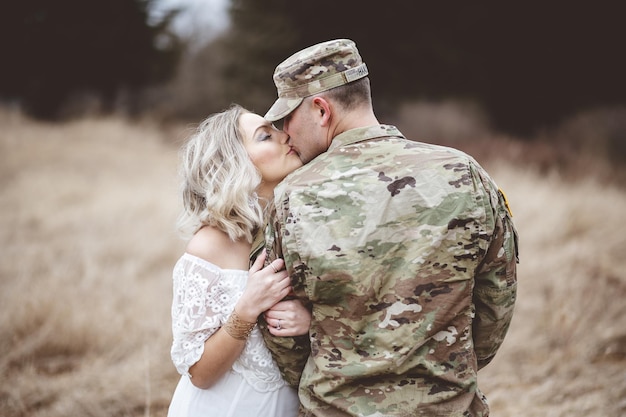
1,1,625,416
2,0,625,179
2,0,625,134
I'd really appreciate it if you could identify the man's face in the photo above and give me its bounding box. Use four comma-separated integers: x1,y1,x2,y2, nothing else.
282,100,324,165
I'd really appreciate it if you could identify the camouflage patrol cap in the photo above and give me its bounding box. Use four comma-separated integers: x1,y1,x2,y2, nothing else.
264,39,369,121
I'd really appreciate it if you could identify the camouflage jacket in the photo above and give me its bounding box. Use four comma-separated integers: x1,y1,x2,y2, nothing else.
260,125,519,417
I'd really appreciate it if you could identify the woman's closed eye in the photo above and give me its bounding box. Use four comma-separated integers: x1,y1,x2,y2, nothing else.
255,131,272,142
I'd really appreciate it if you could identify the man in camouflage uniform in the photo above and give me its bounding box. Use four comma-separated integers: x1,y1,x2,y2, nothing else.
259,39,519,417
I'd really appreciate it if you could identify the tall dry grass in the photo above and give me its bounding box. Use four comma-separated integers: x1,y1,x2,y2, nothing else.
0,109,186,416
1,108,625,416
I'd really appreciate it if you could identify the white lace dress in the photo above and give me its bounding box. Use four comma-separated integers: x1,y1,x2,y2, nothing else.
167,253,299,417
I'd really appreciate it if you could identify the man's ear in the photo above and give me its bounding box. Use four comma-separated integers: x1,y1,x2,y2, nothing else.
312,97,332,126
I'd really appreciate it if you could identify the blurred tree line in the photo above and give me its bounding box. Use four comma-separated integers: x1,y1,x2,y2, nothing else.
1,0,624,138
0,0,181,119
212,0,625,137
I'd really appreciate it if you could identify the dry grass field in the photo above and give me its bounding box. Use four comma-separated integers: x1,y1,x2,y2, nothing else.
1,108,625,416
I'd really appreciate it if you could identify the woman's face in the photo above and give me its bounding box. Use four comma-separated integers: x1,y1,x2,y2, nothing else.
239,112,303,197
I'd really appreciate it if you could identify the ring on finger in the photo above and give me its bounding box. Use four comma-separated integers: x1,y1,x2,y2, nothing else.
276,319,282,330
270,263,278,273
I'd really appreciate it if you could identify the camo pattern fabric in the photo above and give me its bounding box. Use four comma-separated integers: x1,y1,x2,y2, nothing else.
263,125,519,417
251,226,312,388
265,39,368,122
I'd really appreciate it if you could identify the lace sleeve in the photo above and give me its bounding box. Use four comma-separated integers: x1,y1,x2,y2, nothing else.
169,255,244,376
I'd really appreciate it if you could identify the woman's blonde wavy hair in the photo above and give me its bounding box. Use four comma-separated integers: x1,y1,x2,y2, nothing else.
177,104,264,243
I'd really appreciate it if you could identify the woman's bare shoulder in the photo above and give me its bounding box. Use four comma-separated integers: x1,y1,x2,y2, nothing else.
185,226,250,270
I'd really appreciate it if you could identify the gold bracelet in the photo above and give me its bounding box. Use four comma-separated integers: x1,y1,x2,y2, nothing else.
224,309,256,340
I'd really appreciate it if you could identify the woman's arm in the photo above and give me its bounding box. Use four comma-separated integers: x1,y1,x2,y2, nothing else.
188,250,292,389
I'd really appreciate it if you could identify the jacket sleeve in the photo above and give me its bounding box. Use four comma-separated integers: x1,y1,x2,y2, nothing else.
251,210,311,387
472,168,519,369
259,316,311,387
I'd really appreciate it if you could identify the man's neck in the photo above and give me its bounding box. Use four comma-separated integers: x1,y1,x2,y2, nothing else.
331,108,379,139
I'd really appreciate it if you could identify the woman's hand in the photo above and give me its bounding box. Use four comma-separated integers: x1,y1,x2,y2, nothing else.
264,299,311,337
235,249,292,322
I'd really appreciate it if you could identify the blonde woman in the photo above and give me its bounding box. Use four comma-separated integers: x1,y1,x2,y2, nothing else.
167,105,308,417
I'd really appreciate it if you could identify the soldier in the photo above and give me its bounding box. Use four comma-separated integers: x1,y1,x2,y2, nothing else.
259,39,519,416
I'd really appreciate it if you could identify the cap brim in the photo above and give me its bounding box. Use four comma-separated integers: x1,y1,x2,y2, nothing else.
264,97,303,122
